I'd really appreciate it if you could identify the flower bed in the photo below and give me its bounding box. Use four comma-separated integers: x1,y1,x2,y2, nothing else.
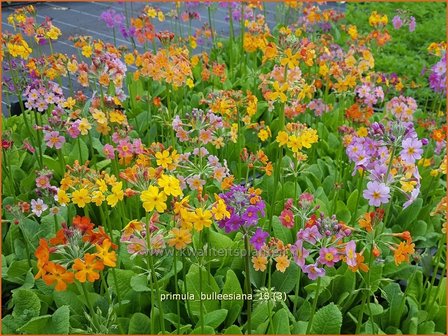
1,2,446,335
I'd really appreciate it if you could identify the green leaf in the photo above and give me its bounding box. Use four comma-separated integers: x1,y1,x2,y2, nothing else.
204,309,228,329
130,274,151,292
53,291,84,316
12,289,41,320
221,269,243,326
17,306,70,334
310,303,342,334
347,189,359,213
7,260,33,284
107,269,134,298
224,325,242,334
396,198,423,226
270,308,291,334
271,262,299,293
128,313,151,334
191,326,215,334
184,264,220,318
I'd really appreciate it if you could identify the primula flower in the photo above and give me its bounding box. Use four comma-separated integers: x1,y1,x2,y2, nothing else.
211,198,230,220
275,255,290,273
318,247,340,267
42,262,74,291
400,137,423,164
363,181,390,207
393,241,415,265
168,228,192,250
279,209,295,228
158,174,182,197
140,186,167,213
71,188,91,208
252,254,268,272
250,228,269,251
31,198,48,217
73,253,105,283
392,15,403,29
72,216,94,232
303,263,325,280
290,240,309,267
155,150,173,169
95,239,117,267
44,130,65,149
345,241,357,267
106,182,124,207
193,208,212,231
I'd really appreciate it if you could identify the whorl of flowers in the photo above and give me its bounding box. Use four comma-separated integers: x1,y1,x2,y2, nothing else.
218,185,266,233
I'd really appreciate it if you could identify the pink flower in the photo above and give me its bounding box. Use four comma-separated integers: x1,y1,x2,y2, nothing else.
408,16,416,32
303,263,325,280
44,130,65,149
68,121,81,138
392,15,403,29
35,175,51,189
279,209,294,228
290,240,309,267
116,140,133,158
345,240,357,267
318,247,340,267
103,144,115,159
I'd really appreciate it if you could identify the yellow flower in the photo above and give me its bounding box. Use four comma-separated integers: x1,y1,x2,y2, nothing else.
124,53,135,65
155,150,173,169
357,127,368,137
301,129,319,148
57,189,70,206
78,118,91,135
267,81,288,103
140,186,167,213
193,208,212,231
186,78,194,89
81,45,93,58
71,188,91,208
106,182,124,207
157,11,165,22
95,239,117,267
276,131,289,147
280,48,299,69
63,97,76,109
252,254,268,272
212,198,230,221
91,191,105,206
275,255,290,273
287,135,302,153
258,128,270,142
168,228,192,250
158,175,182,197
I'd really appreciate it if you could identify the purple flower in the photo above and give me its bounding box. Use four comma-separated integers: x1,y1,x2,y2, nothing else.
242,206,261,225
250,228,269,251
290,240,309,267
44,130,65,149
318,247,340,267
408,16,416,32
363,181,390,207
400,137,423,164
345,241,357,267
392,15,403,29
303,263,325,280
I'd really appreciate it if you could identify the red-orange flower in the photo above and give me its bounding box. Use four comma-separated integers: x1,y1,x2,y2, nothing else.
73,253,104,283
42,262,75,291
34,239,50,280
72,215,94,232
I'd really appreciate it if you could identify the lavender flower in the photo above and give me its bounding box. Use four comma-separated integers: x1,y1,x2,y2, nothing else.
363,181,390,207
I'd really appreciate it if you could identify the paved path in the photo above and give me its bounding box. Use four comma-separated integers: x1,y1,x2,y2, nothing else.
1,1,345,115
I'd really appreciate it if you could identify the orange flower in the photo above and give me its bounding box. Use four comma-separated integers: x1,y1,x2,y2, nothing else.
72,216,94,232
95,239,117,267
73,253,104,283
50,229,67,246
348,253,369,273
83,227,117,249
42,262,75,291
34,239,50,280
358,212,373,232
393,241,415,266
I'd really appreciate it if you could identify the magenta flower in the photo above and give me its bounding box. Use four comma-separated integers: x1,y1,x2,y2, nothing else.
318,247,340,267
392,15,403,29
345,241,357,267
250,228,269,251
44,130,65,149
303,263,325,280
363,181,390,207
117,140,133,158
290,240,309,268
400,137,423,164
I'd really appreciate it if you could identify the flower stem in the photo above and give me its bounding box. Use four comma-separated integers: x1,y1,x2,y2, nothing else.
243,231,252,334
306,276,321,334
81,282,100,330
